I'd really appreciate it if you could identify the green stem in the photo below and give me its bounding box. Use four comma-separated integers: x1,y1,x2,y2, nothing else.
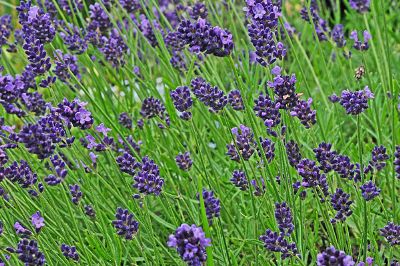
357,115,367,261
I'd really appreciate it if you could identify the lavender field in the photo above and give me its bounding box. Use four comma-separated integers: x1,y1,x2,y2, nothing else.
0,0,399,265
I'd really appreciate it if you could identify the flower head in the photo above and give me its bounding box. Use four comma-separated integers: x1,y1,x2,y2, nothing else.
133,156,164,196
317,246,355,266
380,222,400,246
61,244,79,261
31,211,45,233
337,86,374,115
168,224,211,265
360,180,380,201
112,207,139,240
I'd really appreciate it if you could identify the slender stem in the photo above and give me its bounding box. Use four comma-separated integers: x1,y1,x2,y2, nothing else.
357,115,367,261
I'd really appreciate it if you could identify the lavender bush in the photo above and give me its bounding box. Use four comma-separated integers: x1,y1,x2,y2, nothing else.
0,0,399,264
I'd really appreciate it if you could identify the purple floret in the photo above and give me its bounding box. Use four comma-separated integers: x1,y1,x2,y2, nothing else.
337,86,374,115
61,244,80,261
112,207,139,240
360,180,380,201
168,224,211,266
317,246,355,266
176,152,193,171
330,188,353,223
380,222,400,246
230,170,248,191
8,239,45,266
259,229,298,259
133,156,164,196
274,202,294,236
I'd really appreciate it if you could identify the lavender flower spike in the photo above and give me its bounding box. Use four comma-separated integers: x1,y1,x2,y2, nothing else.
168,224,211,265
31,211,45,233
317,246,355,266
112,207,139,240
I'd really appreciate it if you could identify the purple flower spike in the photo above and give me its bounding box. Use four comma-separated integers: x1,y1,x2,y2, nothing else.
317,246,355,266
14,222,32,237
61,244,79,261
259,137,275,163
198,189,220,225
290,98,317,128
330,188,353,223
395,146,400,179
119,0,141,13
189,2,208,20
84,205,96,218
350,0,370,13
31,211,45,233
9,239,45,266
116,151,140,176
380,222,400,246
133,156,164,196
350,30,371,51
168,224,211,265
259,229,298,259
332,24,346,48
112,207,139,240
360,180,380,201
296,158,329,199
253,92,281,135
69,184,82,205
118,112,133,129
99,29,129,68
274,202,294,236
190,77,227,113
228,90,245,111
230,170,248,191
175,152,193,171
226,125,256,161
54,50,80,84
285,140,302,167
364,145,389,174
170,86,193,120
337,86,374,115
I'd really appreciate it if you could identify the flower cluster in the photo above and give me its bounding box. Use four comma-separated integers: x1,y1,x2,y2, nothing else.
133,156,164,196
380,222,400,246
226,125,256,162
61,244,80,261
8,239,46,265
230,170,248,191
259,229,298,260
364,145,389,174
274,202,294,236
317,246,355,266
285,140,302,167
349,0,370,13
52,98,93,130
175,152,193,171
228,90,244,111
330,188,353,223
112,207,139,240
360,180,380,201
199,189,220,225
99,29,129,68
170,18,234,57
190,77,227,113
296,158,329,198
395,146,400,179
332,86,374,115
244,0,286,66
170,86,193,120
350,30,371,51
168,224,211,265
